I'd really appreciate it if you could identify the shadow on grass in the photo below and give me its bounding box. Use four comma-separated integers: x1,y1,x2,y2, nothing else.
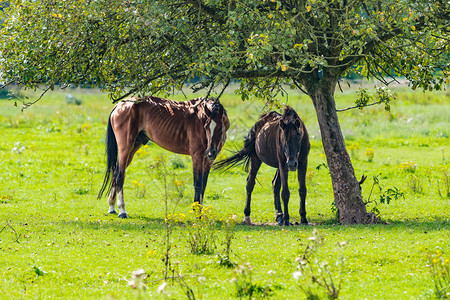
217,215,448,233
58,212,448,234
60,214,168,231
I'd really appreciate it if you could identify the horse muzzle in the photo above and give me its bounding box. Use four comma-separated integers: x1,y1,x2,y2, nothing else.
206,147,218,161
286,160,298,172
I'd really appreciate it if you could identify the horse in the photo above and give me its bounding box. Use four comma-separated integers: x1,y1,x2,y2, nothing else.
214,106,310,226
98,96,230,218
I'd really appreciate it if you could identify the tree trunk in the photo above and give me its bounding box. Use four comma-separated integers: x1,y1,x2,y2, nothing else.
306,78,372,224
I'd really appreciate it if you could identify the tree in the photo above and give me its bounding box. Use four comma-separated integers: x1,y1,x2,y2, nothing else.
1,0,448,224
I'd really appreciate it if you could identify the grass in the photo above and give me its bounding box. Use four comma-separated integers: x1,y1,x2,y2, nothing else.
0,85,449,299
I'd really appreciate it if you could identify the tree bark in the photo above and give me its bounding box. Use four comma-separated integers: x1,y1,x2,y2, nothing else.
304,77,371,224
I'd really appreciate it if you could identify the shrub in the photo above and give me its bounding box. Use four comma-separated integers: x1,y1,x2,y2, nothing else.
185,203,217,255
424,248,449,299
294,229,345,300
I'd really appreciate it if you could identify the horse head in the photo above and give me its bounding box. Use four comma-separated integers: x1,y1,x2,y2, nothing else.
279,106,303,171
204,99,229,161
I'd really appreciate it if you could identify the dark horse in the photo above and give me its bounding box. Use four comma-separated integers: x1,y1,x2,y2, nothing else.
98,96,230,218
214,106,310,226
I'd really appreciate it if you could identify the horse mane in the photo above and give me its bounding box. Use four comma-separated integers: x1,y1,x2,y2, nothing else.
281,106,300,123
190,97,228,129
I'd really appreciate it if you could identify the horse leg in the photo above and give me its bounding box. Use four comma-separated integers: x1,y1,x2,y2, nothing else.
192,154,205,206
107,178,117,214
114,134,141,219
298,159,308,224
200,160,212,203
272,169,284,225
279,168,291,226
115,159,128,218
244,156,262,225
107,141,142,215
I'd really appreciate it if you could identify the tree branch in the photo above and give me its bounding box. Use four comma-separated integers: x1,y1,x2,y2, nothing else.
20,86,52,111
185,0,226,24
336,100,384,112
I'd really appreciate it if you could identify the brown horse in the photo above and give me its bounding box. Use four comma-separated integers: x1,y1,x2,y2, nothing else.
98,96,230,218
214,106,310,226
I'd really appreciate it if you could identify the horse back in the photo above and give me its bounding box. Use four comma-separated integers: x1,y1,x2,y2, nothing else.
252,109,309,168
111,97,206,155
248,112,281,168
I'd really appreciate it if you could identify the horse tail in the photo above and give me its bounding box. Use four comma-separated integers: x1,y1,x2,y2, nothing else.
213,126,256,172
98,111,117,199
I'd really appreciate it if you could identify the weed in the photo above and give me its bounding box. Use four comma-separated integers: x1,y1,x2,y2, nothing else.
127,269,147,289
185,203,217,255
347,142,360,160
173,179,186,198
365,148,375,162
12,141,26,154
315,162,329,172
423,248,449,299
294,229,345,299
0,194,13,204
33,266,46,276
306,169,315,186
437,166,450,198
171,157,186,169
364,174,404,215
217,215,238,268
151,155,174,280
177,274,196,300
441,147,446,163
330,201,339,220
81,143,89,155
208,193,222,200
126,269,148,299
399,161,417,173
77,123,91,133
408,174,424,194
147,155,199,300
73,187,89,195
46,126,61,133
232,263,275,299
0,220,21,243
132,180,147,198
136,146,149,159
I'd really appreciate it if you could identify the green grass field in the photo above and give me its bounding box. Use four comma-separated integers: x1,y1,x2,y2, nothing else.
0,86,449,299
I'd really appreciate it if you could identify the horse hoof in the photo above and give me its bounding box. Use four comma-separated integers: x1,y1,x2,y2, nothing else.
118,213,128,219
107,211,117,216
276,215,284,226
243,216,252,225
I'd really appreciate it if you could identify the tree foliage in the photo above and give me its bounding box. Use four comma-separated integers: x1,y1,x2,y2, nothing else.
1,0,449,223
1,0,448,104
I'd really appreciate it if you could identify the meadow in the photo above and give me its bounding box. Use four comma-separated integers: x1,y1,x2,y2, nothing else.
0,85,448,299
